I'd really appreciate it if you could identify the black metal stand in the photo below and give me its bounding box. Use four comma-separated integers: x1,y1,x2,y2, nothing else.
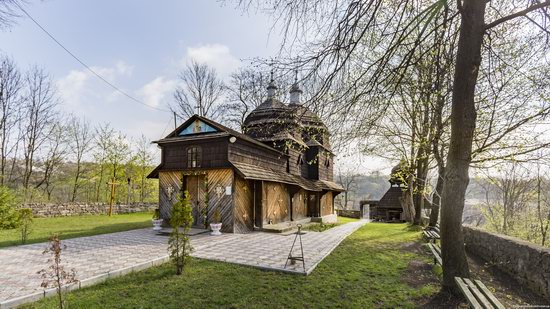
284,224,306,273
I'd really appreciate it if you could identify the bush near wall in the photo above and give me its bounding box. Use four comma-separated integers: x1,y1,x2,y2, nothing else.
463,225,550,301
18,203,157,218
337,209,362,219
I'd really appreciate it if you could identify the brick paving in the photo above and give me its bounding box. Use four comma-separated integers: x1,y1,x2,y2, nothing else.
0,220,367,306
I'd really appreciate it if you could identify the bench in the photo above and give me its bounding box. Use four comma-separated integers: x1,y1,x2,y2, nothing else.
423,226,440,242
427,243,442,265
455,277,505,309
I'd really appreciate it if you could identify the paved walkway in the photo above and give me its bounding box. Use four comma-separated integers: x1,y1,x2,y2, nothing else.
0,220,367,307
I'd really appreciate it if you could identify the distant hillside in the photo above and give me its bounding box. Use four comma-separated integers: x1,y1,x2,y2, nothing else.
338,173,491,211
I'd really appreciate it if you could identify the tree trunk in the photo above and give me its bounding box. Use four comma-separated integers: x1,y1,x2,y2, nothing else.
413,157,429,225
440,0,486,291
429,166,445,227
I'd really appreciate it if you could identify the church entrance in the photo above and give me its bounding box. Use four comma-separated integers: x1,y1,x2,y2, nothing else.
186,175,207,228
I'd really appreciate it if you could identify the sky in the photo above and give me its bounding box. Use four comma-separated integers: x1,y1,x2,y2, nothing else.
0,0,392,174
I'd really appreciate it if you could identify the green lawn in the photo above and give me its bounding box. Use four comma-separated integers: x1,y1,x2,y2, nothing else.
0,212,153,248
302,215,360,232
28,223,439,308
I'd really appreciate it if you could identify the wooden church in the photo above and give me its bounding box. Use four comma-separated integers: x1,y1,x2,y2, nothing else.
148,78,344,233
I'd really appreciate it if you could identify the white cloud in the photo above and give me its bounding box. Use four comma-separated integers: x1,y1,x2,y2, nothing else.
137,76,177,108
181,43,241,76
56,69,89,106
56,61,134,106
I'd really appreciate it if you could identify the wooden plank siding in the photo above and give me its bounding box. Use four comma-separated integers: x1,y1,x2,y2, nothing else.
320,191,334,216
158,171,183,220
159,169,235,233
291,189,308,220
263,181,291,224
186,175,207,228
228,140,287,173
162,138,229,170
233,175,254,233
205,169,234,233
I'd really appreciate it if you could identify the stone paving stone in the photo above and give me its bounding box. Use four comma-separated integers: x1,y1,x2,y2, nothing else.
0,220,367,304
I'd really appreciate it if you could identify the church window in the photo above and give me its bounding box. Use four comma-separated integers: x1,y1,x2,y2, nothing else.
187,146,202,168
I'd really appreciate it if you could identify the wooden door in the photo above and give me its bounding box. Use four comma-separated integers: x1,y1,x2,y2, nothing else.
186,175,206,228
307,193,318,217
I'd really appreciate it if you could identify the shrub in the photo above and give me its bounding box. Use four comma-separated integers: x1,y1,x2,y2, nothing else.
213,208,222,224
0,186,19,229
168,190,194,275
153,208,161,220
18,208,33,244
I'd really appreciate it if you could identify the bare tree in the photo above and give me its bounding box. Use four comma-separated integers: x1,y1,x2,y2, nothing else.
68,115,94,202
171,61,225,120
220,68,269,130
134,134,154,203
479,164,533,234
21,66,58,194
336,168,359,209
0,0,24,29
93,123,114,202
35,121,67,201
536,165,550,246
0,55,23,185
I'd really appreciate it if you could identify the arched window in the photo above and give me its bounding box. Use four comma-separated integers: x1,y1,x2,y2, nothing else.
187,146,202,168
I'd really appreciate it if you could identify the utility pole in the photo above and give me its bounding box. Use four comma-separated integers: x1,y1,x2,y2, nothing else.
107,178,119,216
173,111,177,136
126,177,131,205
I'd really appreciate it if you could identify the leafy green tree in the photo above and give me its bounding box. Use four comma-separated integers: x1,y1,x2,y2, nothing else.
168,189,194,275
0,185,19,229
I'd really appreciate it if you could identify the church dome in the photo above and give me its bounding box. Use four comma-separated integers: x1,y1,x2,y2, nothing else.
242,78,330,151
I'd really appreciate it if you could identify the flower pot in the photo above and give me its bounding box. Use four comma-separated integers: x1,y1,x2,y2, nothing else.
210,223,222,236
152,219,163,231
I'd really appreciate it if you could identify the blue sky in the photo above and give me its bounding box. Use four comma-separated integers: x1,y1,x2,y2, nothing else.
1,0,281,140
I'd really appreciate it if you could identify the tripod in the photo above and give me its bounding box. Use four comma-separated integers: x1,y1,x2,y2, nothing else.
284,224,306,273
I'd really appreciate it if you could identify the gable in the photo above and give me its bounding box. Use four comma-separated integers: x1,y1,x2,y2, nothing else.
178,119,218,136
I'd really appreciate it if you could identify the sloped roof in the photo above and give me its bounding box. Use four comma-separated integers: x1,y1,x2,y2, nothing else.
230,161,296,185
156,114,284,155
377,186,404,209
231,161,344,193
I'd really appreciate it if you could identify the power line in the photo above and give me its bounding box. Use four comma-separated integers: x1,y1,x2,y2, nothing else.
14,2,172,113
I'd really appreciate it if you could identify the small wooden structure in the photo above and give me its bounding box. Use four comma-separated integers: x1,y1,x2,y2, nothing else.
363,166,406,222
148,79,343,233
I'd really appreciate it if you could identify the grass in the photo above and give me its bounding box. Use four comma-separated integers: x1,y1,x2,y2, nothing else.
0,212,153,248
302,215,360,232
27,223,439,309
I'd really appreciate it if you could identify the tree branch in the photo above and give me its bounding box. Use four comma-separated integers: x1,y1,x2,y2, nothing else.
485,0,550,30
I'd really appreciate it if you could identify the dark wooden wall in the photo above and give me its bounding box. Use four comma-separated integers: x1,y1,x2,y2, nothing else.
162,138,229,170
317,150,334,181
228,140,287,172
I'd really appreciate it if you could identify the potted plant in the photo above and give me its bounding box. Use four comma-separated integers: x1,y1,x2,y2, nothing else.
210,208,222,235
152,208,163,231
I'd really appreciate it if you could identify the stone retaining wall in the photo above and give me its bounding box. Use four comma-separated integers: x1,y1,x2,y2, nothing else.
463,225,550,301
18,203,157,217
336,209,362,219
